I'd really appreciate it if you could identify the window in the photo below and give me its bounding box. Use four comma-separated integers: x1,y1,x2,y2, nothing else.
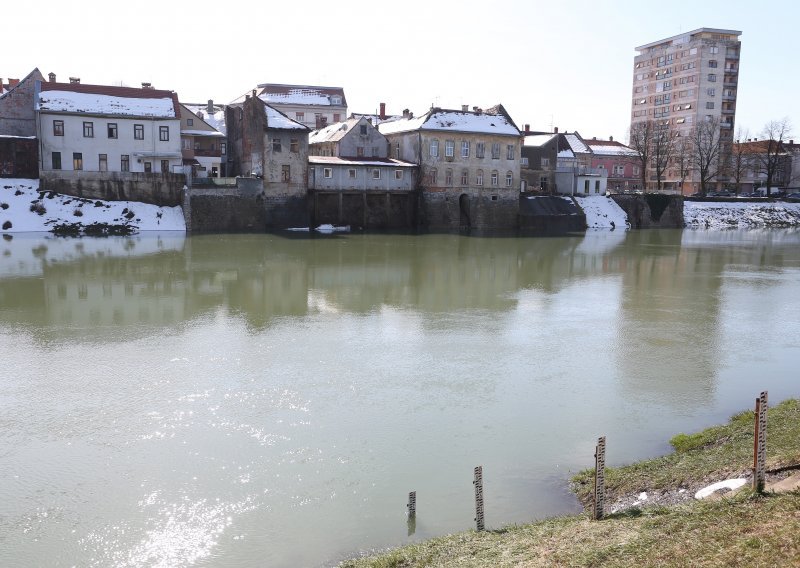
221,142,227,155
461,140,470,158
709,46,718,54
595,180,601,193
73,152,83,170
99,154,107,172
53,120,64,136
707,88,716,96
584,180,590,194
52,152,61,170
159,126,169,141
395,142,401,158
371,146,378,157
475,142,485,158
333,113,341,123
161,159,169,173
445,169,453,185
491,170,498,186
491,143,500,159
372,169,381,179
540,176,548,191
296,112,304,122
708,74,717,82
706,102,715,109
357,146,364,157
107,123,117,139
144,161,152,173
430,168,437,184
187,118,194,126
282,165,290,182
689,47,697,55
430,139,439,157
505,172,513,187
541,157,550,168
331,95,342,105
290,139,299,153
445,140,455,158
395,169,403,180
360,124,368,135
461,169,469,185
349,169,356,178
83,122,94,138
476,169,484,185
121,155,130,172
272,138,282,152
521,157,529,167
506,144,515,160
708,60,718,68
323,168,332,178
134,124,144,140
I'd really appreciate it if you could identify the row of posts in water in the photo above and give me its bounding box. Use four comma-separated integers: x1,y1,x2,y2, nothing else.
407,391,769,532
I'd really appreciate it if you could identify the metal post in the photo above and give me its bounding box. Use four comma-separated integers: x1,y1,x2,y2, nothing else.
473,466,484,531
407,491,416,518
753,391,768,492
594,436,606,520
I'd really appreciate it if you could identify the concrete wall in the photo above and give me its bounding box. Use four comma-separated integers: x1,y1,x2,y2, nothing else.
188,193,267,233
611,194,684,228
39,170,185,206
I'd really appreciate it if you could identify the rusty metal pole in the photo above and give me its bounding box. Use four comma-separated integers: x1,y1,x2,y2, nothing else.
594,436,606,520
473,466,485,531
753,391,768,492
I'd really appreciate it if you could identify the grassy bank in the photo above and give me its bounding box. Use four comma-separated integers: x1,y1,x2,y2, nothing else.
341,399,800,567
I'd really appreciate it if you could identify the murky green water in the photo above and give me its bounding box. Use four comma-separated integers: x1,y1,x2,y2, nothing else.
1,229,799,567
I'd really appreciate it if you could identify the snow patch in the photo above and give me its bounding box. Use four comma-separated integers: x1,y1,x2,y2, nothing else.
685,201,800,228
694,478,747,500
574,196,629,229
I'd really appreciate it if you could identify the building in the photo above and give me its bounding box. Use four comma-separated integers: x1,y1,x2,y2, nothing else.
251,84,347,130
584,138,639,192
309,116,388,158
520,132,558,193
35,79,184,205
179,102,226,179
731,139,794,193
378,105,522,231
554,135,607,197
0,68,45,137
631,28,741,193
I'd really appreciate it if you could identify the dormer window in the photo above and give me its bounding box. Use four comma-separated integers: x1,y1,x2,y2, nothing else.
331,95,342,105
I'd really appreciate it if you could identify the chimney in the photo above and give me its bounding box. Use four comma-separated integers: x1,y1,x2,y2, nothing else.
207,99,214,114
791,140,794,145
251,89,256,98
9,78,20,88
592,136,597,140
48,72,56,83
462,104,469,112
554,127,559,134
524,124,530,134
0,78,3,94
402,108,410,118
141,82,152,89
69,77,80,84
379,102,386,120
609,135,614,142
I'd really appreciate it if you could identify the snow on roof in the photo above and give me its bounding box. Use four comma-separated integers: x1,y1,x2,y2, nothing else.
180,129,225,137
588,144,637,156
183,103,226,136
309,156,416,167
524,134,556,147
557,149,575,158
378,108,519,136
309,118,362,144
563,133,589,154
257,84,347,107
38,83,179,118
264,103,308,131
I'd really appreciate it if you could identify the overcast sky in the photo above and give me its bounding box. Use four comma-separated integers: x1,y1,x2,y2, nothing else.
5,0,798,143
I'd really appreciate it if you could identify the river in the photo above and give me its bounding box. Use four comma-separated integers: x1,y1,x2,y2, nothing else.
1,229,799,567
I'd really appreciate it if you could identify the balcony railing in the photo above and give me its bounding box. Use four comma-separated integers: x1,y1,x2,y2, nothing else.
194,148,222,158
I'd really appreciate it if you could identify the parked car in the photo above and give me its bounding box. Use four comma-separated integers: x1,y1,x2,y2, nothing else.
785,192,800,199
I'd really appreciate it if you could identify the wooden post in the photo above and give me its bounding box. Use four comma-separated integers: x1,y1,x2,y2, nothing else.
594,436,606,520
473,466,485,531
407,491,416,518
753,391,768,492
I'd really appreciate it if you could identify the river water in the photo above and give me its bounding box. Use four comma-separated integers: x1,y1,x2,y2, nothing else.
1,229,799,567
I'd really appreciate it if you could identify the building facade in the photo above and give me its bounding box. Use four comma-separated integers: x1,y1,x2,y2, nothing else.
253,84,347,130
179,102,226,179
309,116,388,158
379,105,522,231
631,28,741,193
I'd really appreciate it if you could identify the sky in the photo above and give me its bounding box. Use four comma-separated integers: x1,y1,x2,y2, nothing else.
4,0,798,144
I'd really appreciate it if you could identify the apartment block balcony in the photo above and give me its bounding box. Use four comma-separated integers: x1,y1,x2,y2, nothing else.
723,78,738,87
722,94,736,101
722,107,736,114
720,122,733,129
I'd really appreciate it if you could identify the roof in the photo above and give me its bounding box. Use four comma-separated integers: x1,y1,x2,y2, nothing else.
37,82,181,118
635,28,742,52
587,141,637,156
378,106,520,137
563,133,589,154
182,102,226,135
309,156,416,167
257,84,347,108
733,140,790,155
309,117,368,144
524,134,557,147
0,68,43,100
263,102,308,131
350,112,402,126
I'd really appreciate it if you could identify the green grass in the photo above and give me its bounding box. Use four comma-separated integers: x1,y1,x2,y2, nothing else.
571,398,800,505
341,398,800,567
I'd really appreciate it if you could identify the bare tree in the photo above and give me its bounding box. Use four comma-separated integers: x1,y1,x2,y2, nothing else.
629,120,652,191
673,135,693,193
758,118,793,197
730,127,749,195
690,117,724,196
651,123,674,192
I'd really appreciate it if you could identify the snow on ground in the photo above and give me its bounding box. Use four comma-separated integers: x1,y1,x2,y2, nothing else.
684,201,800,228
0,179,185,233
573,196,629,229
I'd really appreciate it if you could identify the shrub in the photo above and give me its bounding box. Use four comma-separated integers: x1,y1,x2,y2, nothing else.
125,210,135,220
1,202,8,209
73,208,84,217
2,220,11,230
30,202,46,215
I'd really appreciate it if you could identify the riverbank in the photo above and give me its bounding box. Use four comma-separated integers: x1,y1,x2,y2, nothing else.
340,399,800,567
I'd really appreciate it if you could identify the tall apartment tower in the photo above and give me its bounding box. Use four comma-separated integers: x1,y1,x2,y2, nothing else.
631,28,742,193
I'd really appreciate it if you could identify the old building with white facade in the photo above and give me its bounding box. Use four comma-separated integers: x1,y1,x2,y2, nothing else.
379,105,522,231
251,84,347,130
179,102,226,179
